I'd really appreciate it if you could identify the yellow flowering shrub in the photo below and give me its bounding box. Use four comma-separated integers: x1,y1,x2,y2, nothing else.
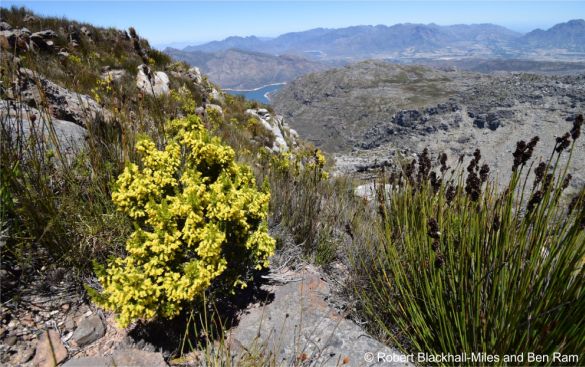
91,114,275,327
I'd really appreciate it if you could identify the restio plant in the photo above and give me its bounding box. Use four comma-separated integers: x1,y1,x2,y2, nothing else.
354,116,585,365
91,114,275,327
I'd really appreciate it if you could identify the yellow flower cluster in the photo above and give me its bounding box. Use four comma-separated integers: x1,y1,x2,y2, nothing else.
260,147,329,181
93,114,275,327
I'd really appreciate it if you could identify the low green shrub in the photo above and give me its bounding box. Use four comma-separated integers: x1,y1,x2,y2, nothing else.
91,114,275,327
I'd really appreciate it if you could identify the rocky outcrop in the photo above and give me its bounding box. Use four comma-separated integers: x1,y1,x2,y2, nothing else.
229,266,410,366
136,64,170,96
13,68,111,127
245,108,291,152
0,100,87,156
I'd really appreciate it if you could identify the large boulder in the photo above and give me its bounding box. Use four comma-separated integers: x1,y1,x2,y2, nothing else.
0,100,87,156
136,64,170,96
0,29,31,51
30,30,57,50
16,68,111,127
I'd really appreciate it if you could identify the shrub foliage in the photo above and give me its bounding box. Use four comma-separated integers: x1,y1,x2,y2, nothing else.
92,115,275,327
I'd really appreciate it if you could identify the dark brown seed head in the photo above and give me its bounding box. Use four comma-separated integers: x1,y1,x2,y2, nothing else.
571,114,583,140
431,240,440,252
479,164,490,183
555,133,571,153
435,255,445,269
562,174,572,190
446,185,456,203
534,162,547,187
527,136,540,149
473,149,481,164
527,190,543,212
428,218,440,239
492,214,500,232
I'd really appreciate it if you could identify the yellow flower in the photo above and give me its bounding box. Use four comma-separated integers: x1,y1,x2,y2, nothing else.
93,114,275,327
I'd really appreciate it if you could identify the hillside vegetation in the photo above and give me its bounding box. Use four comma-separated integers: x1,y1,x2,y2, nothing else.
1,7,584,367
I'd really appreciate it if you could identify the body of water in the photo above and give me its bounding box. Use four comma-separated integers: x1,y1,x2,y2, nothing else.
225,83,285,104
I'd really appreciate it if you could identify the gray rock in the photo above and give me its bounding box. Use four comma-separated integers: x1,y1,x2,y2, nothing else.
0,21,12,31
101,69,127,82
80,26,91,37
186,66,203,84
63,349,167,367
136,64,170,96
31,30,57,39
230,266,410,366
16,68,111,127
0,100,87,156
71,314,105,347
23,15,38,23
393,110,422,128
486,112,501,131
205,103,223,116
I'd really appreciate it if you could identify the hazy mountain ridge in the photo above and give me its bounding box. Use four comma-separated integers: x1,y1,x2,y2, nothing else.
186,22,524,58
519,19,585,52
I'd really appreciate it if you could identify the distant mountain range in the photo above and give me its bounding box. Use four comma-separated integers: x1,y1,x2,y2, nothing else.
179,20,585,59
166,20,585,89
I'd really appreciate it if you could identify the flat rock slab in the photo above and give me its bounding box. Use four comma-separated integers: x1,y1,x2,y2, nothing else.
229,266,411,366
72,314,106,347
33,329,68,367
63,349,167,367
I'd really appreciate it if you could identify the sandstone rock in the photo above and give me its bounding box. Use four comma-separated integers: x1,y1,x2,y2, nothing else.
209,88,224,104
32,330,68,367
80,26,91,37
355,183,393,200
71,314,105,347
0,29,30,51
245,109,289,152
136,64,170,96
17,68,111,127
31,30,57,50
23,15,38,23
230,266,410,366
0,100,87,155
101,69,127,82
63,349,167,367
205,103,223,116
0,21,12,31
186,66,203,84
31,30,57,39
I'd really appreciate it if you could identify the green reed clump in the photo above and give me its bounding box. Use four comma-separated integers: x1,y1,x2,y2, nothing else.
354,115,585,365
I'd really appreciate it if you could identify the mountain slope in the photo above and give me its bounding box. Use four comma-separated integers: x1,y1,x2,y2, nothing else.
519,19,585,52
165,47,330,89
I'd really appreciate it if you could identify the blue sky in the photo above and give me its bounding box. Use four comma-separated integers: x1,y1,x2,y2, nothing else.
3,1,584,47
